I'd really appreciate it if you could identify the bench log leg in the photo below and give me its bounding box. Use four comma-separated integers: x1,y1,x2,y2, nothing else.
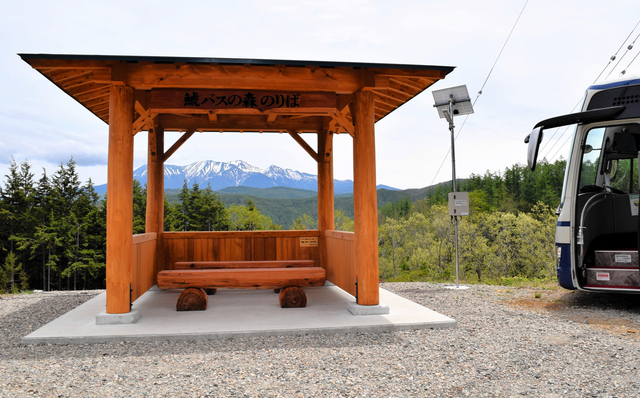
177,288,208,311
279,286,307,308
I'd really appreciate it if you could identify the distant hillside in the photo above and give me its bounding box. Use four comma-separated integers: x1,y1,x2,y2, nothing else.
95,160,400,195
217,186,318,199
164,182,456,227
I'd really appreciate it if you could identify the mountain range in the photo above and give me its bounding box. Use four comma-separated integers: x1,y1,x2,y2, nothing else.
94,160,399,194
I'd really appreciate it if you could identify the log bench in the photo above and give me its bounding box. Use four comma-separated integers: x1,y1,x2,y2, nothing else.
157,262,326,311
174,259,315,270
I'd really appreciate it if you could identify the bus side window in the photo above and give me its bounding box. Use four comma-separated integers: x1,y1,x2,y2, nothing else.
578,128,605,192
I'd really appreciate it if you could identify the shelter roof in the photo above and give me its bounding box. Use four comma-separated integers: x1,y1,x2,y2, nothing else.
20,53,454,134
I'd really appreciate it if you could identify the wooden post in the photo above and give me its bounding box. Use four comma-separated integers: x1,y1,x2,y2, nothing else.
106,85,135,314
317,129,334,270
146,126,165,279
351,91,379,305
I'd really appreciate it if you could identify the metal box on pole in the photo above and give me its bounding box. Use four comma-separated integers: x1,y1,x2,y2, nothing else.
448,192,470,216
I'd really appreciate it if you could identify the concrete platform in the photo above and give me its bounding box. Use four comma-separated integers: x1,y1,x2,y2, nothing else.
22,285,456,344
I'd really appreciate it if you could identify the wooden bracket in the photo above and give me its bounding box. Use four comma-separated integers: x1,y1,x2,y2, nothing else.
287,130,319,162
132,101,157,135
329,110,354,137
164,128,196,162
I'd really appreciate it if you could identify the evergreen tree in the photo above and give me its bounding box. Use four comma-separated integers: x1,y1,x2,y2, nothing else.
132,180,147,234
1,252,24,293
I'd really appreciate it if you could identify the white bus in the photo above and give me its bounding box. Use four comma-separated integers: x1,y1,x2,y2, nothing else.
527,76,640,292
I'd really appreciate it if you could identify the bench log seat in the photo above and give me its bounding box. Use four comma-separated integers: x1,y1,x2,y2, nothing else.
157,267,326,311
174,260,315,270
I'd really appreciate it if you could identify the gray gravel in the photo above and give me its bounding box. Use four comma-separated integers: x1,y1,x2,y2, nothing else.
2,283,640,397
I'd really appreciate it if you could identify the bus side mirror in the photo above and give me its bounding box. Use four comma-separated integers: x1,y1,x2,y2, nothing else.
526,127,544,171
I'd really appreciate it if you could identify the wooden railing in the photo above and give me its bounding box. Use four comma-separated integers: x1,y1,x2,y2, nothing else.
161,230,321,270
131,232,157,302
325,230,355,296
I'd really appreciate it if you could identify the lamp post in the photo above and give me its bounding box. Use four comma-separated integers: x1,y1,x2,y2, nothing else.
432,85,474,289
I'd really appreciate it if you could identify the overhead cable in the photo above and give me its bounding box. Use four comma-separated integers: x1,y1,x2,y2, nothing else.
620,34,640,76
596,20,639,82
428,0,529,188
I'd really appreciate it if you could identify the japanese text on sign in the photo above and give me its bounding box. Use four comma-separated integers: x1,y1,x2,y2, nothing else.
184,91,301,109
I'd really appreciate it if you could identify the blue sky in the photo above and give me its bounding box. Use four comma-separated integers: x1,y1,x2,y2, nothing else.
1,0,639,189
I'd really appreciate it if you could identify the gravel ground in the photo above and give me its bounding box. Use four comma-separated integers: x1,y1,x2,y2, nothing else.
2,283,640,397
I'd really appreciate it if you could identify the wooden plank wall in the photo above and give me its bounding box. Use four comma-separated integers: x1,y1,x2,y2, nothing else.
131,233,157,302
325,230,356,296
162,231,321,270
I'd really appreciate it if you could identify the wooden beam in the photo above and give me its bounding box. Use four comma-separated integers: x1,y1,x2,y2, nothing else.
146,126,165,279
369,68,450,79
106,85,135,314
388,78,422,95
391,76,426,90
157,114,324,132
163,128,196,161
208,111,218,122
329,110,355,137
174,260,315,269
157,268,326,290
317,129,334,270
150,89,336,114
84,96,110,109
267,114,277,123
76,90,109,103
68,84,109,98
336,94,353,112
288,130,319,162
92,103,110,113
372,90,406,106
351,90,379,306
373,99,395,113
125,63,363,93
44,69,94,83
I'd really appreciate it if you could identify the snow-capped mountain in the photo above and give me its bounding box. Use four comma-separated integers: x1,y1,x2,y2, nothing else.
94,160,399,194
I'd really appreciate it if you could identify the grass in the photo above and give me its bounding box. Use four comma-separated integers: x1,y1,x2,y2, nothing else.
0,289,34,295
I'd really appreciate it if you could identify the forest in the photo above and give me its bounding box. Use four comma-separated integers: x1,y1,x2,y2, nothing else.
0,157,566,292
377,159,565,283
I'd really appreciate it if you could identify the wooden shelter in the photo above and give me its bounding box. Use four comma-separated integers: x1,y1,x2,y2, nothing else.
20,53,454,316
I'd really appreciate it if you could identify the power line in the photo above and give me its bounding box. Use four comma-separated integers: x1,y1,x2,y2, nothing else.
549,129,574,162
538,98,583,156
542,20,640,160
428,0,529,187
620,33,640,76
595,20,640,82
621,49,640,76
606,23,640,79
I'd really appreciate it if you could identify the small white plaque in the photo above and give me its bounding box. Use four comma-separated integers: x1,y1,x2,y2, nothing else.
615,254,632,263
300,237,318,247
596,272,610,281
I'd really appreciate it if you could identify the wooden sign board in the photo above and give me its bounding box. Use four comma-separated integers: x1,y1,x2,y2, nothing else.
300,237,319,247
150,89,336,114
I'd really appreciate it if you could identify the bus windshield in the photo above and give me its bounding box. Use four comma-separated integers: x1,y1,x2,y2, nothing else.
578,123,640,194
